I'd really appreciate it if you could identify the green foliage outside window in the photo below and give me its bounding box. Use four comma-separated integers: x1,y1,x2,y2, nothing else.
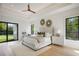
66,16,79,40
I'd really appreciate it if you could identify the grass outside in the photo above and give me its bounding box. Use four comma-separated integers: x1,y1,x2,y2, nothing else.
0,35,13,42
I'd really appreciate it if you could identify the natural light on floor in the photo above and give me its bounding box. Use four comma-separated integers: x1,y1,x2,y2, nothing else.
74,50,79,54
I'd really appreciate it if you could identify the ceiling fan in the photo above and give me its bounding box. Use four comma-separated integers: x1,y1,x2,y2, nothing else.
22,4,36,13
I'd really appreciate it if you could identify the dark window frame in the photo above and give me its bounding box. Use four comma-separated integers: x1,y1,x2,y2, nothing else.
66,16,79,40
0,21,18,43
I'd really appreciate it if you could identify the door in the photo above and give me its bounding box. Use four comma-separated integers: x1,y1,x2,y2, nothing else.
0,21,18,43
8,23,18,41
0,23,7,42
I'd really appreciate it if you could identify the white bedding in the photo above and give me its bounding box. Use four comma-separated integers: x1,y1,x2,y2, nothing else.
23,36,45,43
23,36,37,44
22,36,51,50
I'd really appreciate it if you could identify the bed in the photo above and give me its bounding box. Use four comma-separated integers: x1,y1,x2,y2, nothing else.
22,36,51,50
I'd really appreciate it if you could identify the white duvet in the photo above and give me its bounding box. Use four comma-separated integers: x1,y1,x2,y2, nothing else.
22,36,51,50
23,36,45,44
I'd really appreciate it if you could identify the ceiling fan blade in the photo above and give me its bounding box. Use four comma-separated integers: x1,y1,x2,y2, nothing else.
29,10,36,13
28,4,30,10
22,3,36,14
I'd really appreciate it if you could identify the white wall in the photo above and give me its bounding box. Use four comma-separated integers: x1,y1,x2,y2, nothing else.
30,4,79,49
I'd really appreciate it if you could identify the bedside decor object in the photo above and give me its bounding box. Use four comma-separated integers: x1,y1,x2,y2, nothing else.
40,19,45,26
46,20,52,27
55,30,61,37
21,32,27,39
22,32,26,36
31,24,34,34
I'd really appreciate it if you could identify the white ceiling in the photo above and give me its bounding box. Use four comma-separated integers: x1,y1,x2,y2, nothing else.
1,3,71,13
0,3,72,20
1,3,51,13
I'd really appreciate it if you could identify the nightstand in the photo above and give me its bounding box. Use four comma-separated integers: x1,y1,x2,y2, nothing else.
51,36,64,45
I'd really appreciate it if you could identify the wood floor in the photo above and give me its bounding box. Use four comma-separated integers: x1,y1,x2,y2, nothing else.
0,41,79,56
39,44,79,56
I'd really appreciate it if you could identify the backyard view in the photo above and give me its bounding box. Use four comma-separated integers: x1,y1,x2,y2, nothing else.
0,35,13,42
66,16,79,40
0,22,17,42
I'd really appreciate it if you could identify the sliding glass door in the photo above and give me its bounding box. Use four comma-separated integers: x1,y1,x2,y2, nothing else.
8,23,18,41
0,23,7,42
0,21,18,43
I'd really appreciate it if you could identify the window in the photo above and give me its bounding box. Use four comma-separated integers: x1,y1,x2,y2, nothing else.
66,16,79,40
0,21,18,43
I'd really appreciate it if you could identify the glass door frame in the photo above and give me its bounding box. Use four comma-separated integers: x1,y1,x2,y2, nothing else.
0,21,18,43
